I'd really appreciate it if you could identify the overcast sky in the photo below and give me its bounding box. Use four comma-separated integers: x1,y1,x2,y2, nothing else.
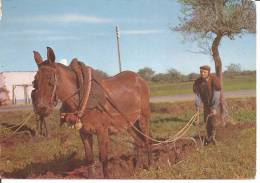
0,0,256,75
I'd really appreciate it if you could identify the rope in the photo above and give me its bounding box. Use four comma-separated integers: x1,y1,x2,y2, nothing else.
91,77,201,147
107,112,200,151
0,111,34,143
60,66,202,148
152,111,200,146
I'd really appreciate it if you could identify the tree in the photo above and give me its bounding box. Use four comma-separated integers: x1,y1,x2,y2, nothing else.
188,72,200,81
151,73,168,83
94,69,109,79
174,0,256,122
138,67,155,81
166,68,183,82
175,0,255,81
226,63,242,73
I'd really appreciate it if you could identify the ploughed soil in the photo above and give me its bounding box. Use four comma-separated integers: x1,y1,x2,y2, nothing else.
1,122,255,179
1,98,256,179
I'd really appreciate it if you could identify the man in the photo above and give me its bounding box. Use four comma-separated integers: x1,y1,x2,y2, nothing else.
193,65,221,145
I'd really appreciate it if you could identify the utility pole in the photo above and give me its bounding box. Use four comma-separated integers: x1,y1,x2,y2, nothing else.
116,26,122,72
0,0,2,21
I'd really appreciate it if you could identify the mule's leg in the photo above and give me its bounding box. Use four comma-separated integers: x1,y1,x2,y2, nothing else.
138,115,152,168
39,117,43,136
80,130,94,178
97,129,110,178
36,117,40,136
139,79,152,168
127,125,146,169
43,118,48,137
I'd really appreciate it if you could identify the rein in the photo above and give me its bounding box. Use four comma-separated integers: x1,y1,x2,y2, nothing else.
92,78,200,147
50,73,58,106
62,88,80,104
39,64,200,147
39,65,91,114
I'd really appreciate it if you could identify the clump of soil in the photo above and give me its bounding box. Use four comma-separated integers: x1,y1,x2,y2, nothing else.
2,122,253,179
1,98,255,179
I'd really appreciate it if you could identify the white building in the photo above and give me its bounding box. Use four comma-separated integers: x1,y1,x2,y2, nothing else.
0,71,36,104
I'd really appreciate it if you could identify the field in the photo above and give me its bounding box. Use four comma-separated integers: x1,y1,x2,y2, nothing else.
150,74,256,96
0,97,256,179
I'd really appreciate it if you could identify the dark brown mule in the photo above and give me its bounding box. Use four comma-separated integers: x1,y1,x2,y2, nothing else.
32,47,152,178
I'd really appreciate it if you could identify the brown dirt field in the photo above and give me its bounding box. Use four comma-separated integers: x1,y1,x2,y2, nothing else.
1,98,255,179
2,122,254,179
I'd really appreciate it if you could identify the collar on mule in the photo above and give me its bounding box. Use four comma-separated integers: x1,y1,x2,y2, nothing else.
60,64,92,126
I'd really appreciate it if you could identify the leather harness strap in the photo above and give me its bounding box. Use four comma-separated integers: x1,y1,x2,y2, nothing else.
77,66,92,118
61,60,92,121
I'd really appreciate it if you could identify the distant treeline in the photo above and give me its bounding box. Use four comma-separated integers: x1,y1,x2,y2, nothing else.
96,63,256,83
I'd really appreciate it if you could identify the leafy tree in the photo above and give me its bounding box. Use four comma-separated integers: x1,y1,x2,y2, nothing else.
138,67,155,81
188,72,200,81
226,63,242,73
166,68,183,82
175,0,255,82
174,0,256,121
151,73,169,83
95,69,109,79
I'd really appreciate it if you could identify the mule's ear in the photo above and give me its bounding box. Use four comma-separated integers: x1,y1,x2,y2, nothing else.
33,51,43,66
47,47,56,64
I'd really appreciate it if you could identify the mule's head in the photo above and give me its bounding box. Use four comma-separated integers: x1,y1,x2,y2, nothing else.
32,47,58,117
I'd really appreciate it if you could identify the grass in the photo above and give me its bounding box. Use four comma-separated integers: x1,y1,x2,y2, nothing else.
0,97,256,178
150,75,256,96
133,98,256,179
134,127,256,179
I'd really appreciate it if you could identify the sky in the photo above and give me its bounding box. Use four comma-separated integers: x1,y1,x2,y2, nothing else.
0,0,256,75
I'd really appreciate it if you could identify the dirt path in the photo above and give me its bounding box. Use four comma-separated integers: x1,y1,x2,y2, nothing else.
0,89,255,112
150,89,256,103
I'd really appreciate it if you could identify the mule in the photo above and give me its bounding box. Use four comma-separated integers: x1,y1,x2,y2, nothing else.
32,47,152,178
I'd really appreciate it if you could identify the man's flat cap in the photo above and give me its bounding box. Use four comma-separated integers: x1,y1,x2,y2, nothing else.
200,65,211,71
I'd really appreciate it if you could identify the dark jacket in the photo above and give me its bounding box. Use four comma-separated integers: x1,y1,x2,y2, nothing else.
193,74,221,108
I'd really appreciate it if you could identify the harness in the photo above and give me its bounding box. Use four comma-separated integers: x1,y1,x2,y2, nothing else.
60,61,93,128
38,61,200,148
50,73,58,106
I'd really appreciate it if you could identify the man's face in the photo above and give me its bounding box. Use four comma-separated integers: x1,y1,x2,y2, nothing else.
200,69,209,79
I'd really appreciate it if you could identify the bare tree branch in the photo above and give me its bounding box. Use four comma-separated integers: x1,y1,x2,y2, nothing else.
173,0,256,123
